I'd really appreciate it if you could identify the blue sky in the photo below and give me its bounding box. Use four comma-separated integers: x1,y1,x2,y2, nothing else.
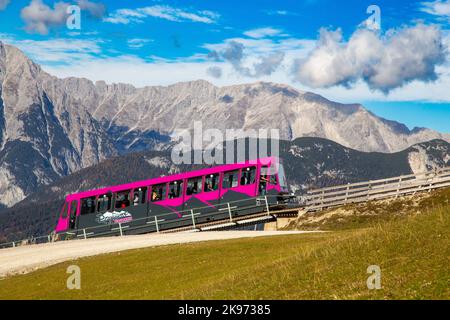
0,0,449,132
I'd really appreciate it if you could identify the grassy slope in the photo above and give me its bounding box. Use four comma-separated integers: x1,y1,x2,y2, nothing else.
285,188,450,231
0,191,448,300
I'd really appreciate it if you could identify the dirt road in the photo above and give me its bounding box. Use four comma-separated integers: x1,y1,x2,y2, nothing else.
0,231,312,278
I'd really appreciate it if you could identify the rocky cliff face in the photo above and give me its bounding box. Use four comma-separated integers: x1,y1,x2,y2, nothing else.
0,43,116,207
0,41,449,207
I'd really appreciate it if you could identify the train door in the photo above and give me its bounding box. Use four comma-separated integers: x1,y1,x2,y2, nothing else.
160,180,185,229
68,200,78,230
126,187,149,234
195,173,221,223
259,165,269,196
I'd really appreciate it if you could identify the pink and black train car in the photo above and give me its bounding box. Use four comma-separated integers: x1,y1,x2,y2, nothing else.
54,157,289,238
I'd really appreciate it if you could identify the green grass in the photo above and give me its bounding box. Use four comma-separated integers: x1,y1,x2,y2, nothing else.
1,197,449,300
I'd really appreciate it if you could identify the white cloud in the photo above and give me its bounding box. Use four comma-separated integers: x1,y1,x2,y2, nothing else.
21,0,69,35
0,36,102,64
293,24,446,92
420,0,450,20
264,10,299,16
127,38,153,49
20,0,105,35
104,5,219,25
77,0,105,18
243,27,285,38
0,0,10,11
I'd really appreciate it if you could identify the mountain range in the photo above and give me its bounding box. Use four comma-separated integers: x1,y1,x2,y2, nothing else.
0,41,449,208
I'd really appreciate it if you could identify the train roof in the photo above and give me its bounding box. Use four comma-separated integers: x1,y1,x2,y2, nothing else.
65,156,280,201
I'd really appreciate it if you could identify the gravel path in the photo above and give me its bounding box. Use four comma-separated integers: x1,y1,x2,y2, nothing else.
0,231,312,278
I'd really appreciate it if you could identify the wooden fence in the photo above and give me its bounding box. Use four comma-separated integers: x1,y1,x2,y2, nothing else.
306,167,450,211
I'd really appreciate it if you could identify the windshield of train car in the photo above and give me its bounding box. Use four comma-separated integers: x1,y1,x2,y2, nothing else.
81,197,96,215
223,170,239,189
204,174,219,192
151,184,166,202
168,180,183,199
278,163,288,191
241,167,256,185
187,177,202,195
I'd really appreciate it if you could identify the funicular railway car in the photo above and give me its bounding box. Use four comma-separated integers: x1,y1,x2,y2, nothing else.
54,157,289,239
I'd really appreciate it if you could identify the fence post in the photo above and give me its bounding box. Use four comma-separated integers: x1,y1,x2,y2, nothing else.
265,196,270,214
367,181,372,200
118,223,123,237
396,176,402,198
12,241,15,248
227,203,233,222
345,184,350,203
154,216,160,233
191,209,196,229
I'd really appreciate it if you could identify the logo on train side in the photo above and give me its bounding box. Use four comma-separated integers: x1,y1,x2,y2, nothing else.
95,211,133,225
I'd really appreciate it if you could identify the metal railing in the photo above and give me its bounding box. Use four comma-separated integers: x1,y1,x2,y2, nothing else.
0,195,283,249
305,167,450,211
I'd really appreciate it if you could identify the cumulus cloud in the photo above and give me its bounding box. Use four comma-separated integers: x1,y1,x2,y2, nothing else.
77,0,105,18
0,0,10,11
253,52,285,76
209,40,285,78
292,24,446,92
206,66,222,78
20,0,106,35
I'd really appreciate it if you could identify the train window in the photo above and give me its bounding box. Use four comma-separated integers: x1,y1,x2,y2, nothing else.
168,180,183,199
269,162,278,185
270,174,277,185
241,167,256,185
81,197,96,215
186,177,202,195
278,163,288,190
133,187,147,206
223,170,240,189
259,166,269,195
204,174,219,192
97,194,112,212
115,190,131,209
151,184,166,202
70,200,78,216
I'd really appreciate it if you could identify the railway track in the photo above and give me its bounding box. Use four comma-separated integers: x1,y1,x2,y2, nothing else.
161,206,304,233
